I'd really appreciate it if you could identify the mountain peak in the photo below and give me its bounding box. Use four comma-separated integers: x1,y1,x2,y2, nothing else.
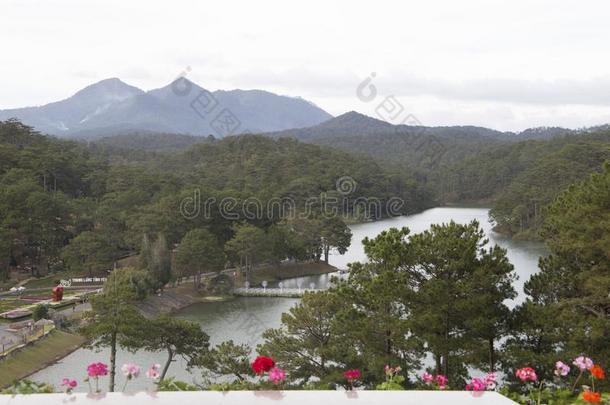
168,76,197,88
72,78,143,101
147,77,207,100
337,110,367,118
0,77,332,138
319,111,394,130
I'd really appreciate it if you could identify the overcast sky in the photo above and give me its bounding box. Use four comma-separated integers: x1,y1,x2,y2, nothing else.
2,0,610,131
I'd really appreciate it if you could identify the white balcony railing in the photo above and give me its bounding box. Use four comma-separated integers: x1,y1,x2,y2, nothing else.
0,390,516,405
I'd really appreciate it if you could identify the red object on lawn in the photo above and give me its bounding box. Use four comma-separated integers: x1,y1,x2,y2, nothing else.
52,285,64,301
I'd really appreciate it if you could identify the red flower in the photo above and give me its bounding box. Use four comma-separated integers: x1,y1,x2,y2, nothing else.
582,391,601,404
252,356,275,375
343,369,361,381
590,365,605,380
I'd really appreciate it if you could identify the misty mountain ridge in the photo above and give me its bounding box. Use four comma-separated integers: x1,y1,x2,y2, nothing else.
263,111,610,171
267,111,583,142
1,77,602,146
0,78,332,138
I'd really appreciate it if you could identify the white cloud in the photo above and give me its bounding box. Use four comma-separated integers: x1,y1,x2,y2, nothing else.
1,0,610,131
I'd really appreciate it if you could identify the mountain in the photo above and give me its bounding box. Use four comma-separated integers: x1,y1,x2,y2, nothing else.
0,78,144,135
0,78,332,138
435,129,610,238
268,111,510,141
265,112,512,170
268,111,397,141
265,112,594,170
513,126,575,140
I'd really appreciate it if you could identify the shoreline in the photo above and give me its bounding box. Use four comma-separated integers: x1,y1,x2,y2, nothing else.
21,338,86,382
0,330,86,388
138,261,338,318
5,262,339,380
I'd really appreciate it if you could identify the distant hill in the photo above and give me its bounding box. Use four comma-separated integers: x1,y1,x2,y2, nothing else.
266,112,510,170
513,126,575,141
268,111,515,140
435,129,610,238
0,78,332,139
265,112,593,170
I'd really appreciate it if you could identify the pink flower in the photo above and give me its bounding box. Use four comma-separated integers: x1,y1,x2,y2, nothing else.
61,378,77,393
555,361,571,377
422,372,434,384
384,365,402,376
86,362,108,378
62,378,78,388
121,363,141,379
573,356,594,371
484,372,497,390
343,369,361,381
435,374,448,389
268,367,286,385
465,378,486,391
515,367,538,382
145,364,161,380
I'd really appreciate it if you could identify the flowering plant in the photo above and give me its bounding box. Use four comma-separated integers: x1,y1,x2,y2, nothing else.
582,389,602,404
251,356,276,375
590,365,605,380
344,369,361,381
422,372,433,383
268,367,286,385
581,364,605,404
84,362,108,393
60,378,77,394
343,369,361,390
573,356,594,371
511,357,607,405
121,363,141,391
465,372,496,392
250,356,287,389
570,356,604,395
376,365,405,390
86,362,108,378
146,363,161,380
420,371,448,390
435,374,448,389
122,363,141,379
516,367,538,382
465,378,486,392
484,372,497,390
514,366,546,405
554,361,570,377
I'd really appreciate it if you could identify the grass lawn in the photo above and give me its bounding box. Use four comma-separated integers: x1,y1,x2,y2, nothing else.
0,329,86,388
19,277,58,289
0,299,26,313
21,273,77,289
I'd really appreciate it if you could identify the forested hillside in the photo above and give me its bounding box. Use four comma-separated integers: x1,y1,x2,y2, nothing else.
94,132,206,152
436,130,610,238
269,112,610,240
268,112,508,171
0,119,429,283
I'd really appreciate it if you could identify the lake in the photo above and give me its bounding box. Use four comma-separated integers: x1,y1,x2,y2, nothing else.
30,207,547,391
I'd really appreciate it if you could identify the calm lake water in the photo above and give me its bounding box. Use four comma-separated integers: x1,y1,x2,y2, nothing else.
30,207,546,391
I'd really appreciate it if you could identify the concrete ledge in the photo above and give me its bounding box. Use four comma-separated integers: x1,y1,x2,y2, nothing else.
0,390,517,404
